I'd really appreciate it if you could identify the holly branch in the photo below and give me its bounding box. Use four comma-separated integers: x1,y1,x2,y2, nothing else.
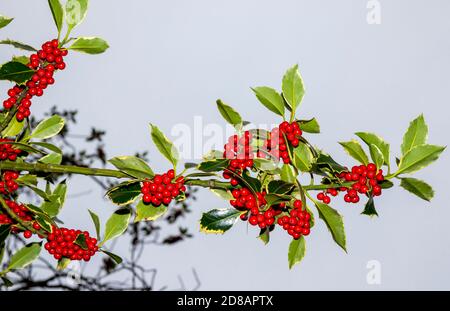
0,0,445,289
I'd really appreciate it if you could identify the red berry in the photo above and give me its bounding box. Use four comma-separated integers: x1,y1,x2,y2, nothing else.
167,169,175,179
249,216,258,226
351,196,360,203
23,230,32,239
367,163,376,171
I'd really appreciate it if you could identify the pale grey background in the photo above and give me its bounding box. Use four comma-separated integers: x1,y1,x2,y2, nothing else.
1,0,449,290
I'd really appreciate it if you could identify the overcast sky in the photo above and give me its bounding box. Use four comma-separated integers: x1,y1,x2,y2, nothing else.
1,0,450,290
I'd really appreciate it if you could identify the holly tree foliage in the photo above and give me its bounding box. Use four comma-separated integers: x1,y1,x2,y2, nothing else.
0,0,445,287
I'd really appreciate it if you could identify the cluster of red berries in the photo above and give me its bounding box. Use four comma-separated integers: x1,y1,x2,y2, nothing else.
4,199,33,222
0,200,34,235
2,39,68,121
247,206,282,229
316,163,385,204
228,188,313,238
277,200,311,239
316,189,336,204
230,187,266,210
0,139,22,161
257,121,302,164
0,171,20,194
44,226,99,261
230,188,283,229
141,169,186,206
0,213,11,225
222,131,254,186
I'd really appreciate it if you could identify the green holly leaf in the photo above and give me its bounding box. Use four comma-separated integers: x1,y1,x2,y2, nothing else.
16,174,38,186
298,118,320,133
35,216,53,233
292,143,314,172
88,209,101,240
1,116,25,137
57,258,71,270
210,188,234,200
40,181,67,217
68,37,109,54
149,124,179,168
216,99,243,130
282,64,305,114
288,236,306,269
362,196,378,217
109,156,154,179
0,39,37,51
400,177,434,202
100,208,131,246
48,0,65,35
280,164,297,183
200,209,243,234
0,225,10,246
38,152,62,165
401,114,428,155
0,15,13,29
339,140,369,165
29,142,61,154
355,132,390,167
252,86,285,117
29,115,65,140
267,180,294,195
369,144,384,170
12,55,30,65
197,159,229,172
396,144,445,175
313,151,347,174
379,179,394,189
314,201,346,252
74,233,88,250
65,0,88,31
7,242,42,270
101,250,123,265
258,229,270,245
0,61,35,84
134,200,167,222
106,181,141,206
241,172,262,193
264,193,291,206
253,158,279,173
